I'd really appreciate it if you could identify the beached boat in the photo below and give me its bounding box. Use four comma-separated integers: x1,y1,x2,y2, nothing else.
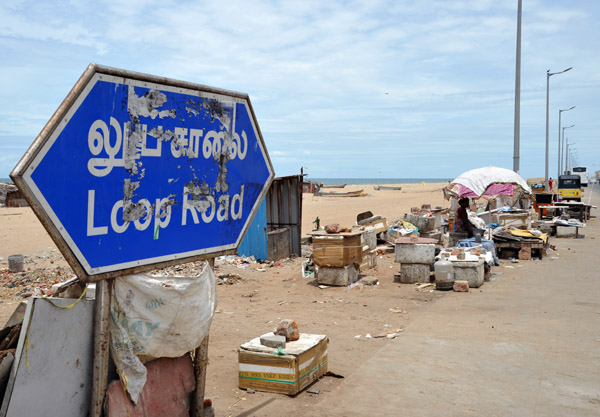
322,184,346,188
373,185,402,191
319,189,364,197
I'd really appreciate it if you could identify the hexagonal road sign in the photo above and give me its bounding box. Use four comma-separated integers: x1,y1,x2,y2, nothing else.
11,64,274,282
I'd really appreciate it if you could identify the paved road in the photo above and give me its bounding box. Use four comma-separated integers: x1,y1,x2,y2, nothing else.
309,188,600,416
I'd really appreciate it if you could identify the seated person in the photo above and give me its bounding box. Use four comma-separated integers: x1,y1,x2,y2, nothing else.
454,197,474,238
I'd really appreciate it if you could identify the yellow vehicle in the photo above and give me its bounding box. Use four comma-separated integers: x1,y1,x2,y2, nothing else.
558,175,581,202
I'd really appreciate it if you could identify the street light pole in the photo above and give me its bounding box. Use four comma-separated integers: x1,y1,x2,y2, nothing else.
561,124,574,174
557,106,575,176
513,0,522,173
545,67,572,191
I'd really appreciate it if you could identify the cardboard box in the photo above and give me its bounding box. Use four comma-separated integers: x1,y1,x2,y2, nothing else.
359,247,377,272
358,216,388,234
311,232,362,267
239,334,328,395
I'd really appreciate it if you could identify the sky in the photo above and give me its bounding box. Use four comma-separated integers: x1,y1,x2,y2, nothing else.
1,0,598,180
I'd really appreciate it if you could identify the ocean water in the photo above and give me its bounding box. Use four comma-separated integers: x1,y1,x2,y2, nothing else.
307,178,451,186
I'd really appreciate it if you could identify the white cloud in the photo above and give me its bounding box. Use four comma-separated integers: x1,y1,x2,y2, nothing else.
1,0,599,178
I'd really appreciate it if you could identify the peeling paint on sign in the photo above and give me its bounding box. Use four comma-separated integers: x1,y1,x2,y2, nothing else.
18,67,273,277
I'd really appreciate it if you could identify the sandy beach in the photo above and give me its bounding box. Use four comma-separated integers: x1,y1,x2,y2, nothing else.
301,182,448,236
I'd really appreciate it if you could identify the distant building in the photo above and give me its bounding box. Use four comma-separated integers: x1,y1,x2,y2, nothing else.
0,182,28,207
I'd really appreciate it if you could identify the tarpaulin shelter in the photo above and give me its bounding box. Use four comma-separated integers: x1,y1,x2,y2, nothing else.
444,166,532,200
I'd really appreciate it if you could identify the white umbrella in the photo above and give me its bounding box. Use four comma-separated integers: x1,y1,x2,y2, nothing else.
448,166,531,198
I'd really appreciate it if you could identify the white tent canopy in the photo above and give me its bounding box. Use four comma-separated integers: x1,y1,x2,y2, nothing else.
449,166,531,198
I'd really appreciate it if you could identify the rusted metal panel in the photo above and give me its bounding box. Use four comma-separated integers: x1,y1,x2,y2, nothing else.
267,227,291,261
266,175,302,257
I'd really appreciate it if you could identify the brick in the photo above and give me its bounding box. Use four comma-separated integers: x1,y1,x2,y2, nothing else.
453,280,469,292
275,319,299,341
260,334,286,348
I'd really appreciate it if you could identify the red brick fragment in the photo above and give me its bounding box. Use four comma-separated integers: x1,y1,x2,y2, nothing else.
274,319,300,341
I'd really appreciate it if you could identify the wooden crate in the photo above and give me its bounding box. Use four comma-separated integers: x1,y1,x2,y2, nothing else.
310,232,362,267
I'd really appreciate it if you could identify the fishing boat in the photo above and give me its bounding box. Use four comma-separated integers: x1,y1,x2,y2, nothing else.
319,189,364,197
373,185,402,191
322,184,346,188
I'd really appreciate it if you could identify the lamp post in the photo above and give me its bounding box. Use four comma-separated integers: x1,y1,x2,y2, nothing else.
513,0,522,173
545,67,573,191
561,124,574,174
565,140,576,173
558,106,575,176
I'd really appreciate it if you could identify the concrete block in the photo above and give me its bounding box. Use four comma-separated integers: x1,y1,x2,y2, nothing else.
518,247,531,260
362,227,377,250
361,276,379,286
260,334,286,348
404,213,435,232
317,264,359,286
398,264,431,284
453,260,484,288
105,355,195,417
453,280,469,292
395,243,435,264
556,226,577,238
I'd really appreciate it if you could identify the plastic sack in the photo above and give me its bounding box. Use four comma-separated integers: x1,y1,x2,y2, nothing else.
110,261,217,403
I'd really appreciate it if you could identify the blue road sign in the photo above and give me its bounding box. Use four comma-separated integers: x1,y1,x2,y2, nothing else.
11,65,274,281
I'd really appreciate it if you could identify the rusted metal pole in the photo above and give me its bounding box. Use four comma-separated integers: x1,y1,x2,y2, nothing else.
91,279,111,417
191,335,210,417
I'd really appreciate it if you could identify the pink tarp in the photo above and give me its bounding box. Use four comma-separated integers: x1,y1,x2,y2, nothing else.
458,183,514,198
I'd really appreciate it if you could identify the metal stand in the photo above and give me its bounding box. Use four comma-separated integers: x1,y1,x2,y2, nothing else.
191,335,210,417
91,279,112,417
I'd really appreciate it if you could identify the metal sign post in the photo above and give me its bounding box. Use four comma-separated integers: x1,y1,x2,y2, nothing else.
11,64,274,416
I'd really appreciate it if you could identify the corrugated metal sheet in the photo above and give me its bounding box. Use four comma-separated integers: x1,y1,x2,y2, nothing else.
266,175,303,257
237,199,268,260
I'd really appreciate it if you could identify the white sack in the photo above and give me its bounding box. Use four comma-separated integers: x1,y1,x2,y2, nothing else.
110,261,217,402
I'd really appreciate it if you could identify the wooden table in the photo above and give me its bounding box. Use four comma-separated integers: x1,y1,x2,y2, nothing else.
553,202,595,221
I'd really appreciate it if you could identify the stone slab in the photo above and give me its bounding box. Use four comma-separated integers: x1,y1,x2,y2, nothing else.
260,335,286,349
